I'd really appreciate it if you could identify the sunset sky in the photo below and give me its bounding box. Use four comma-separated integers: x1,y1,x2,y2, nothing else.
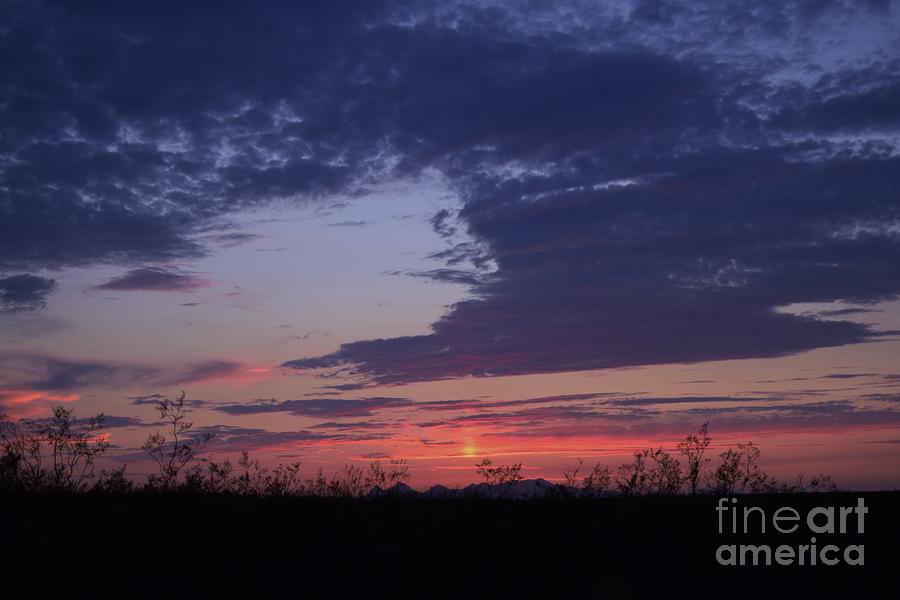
2,0,900,489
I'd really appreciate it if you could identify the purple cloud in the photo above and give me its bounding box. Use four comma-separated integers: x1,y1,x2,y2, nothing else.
215,397,412,418
0,274,57,313
95,267,208,292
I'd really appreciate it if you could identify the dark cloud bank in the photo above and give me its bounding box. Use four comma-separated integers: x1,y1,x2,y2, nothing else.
0,274,56,313
2,0,900,382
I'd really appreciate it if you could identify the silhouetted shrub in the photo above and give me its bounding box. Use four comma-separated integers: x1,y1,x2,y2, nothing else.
709,441,773,494
582,463,612,495
475,458,523,497
616,450,651,495
562,459,612,497
646,448,682,495
365,459,410,491
92,465,135,494
678,422,711,495
141,391,213,490
0,407,109,492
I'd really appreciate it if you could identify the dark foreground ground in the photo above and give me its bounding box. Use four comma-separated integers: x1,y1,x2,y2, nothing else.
1,491,897,599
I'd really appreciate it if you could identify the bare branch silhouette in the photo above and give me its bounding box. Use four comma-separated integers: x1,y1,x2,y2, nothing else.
141,391,213,489
678,422,711,495
1,408,109,492
475,458,523,497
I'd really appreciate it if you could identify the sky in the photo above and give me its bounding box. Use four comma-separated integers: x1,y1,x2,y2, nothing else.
1,0,900,489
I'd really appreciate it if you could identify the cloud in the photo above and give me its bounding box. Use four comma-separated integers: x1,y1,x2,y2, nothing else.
286,157,900,384
0,1,713,278
203,232,265,248
165,360,245,385
357,452,392,459
0,388,79,414
1,1,395,273
215,396,411,418
267,4,900,385
194,425,391,453
601,396,783,407
419,438,454,447
3,0,899,383
391,268,485,286
311,420,389,430
430,209,457,238
816,308,880,317
94,266,208,292
0,355,159,391
127,393,212,408
127,394,168,406
414,396,900,440
0,353,247,393
418,392,627,412
99,415,144,428
0,274,57,313
771,76,900,133
326,220,370,228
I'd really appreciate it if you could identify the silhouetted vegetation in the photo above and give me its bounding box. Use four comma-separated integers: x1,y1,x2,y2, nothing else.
141,390,213,490
2,399,893,599
474,457,523,497
679,420,711,494
1,400,840,498
552,423,840,498
0,407,109,493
